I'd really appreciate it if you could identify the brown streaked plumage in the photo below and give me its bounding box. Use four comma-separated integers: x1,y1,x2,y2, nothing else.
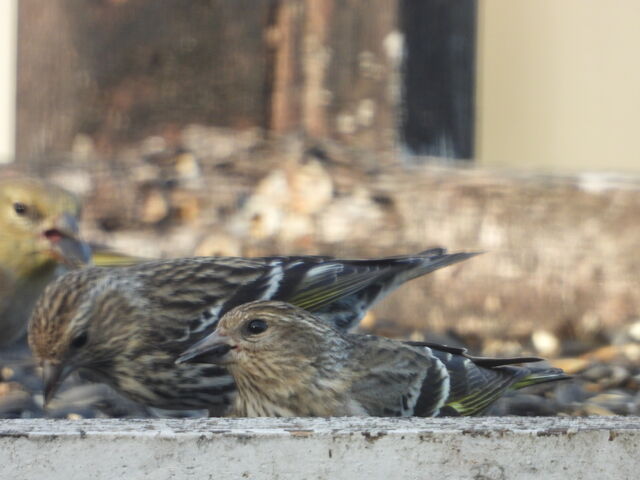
0,178,91,346
28,248,478,414
182,301,570,418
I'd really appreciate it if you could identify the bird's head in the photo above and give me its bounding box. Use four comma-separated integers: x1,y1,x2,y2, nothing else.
28,267,146,405
0,178,91,275
177,301,341,374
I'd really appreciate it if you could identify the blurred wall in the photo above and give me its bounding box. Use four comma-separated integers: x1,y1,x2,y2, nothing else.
16,1,640,173
15,0,400,161
16,0,274,160
477,1,640,172
15,1,476,163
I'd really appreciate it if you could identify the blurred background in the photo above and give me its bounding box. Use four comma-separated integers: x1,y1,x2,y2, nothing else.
1,0,640,417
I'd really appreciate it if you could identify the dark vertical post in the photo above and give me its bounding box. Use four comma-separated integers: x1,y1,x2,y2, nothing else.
399,0,477,160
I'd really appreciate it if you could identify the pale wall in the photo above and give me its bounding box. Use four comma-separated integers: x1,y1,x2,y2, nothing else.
0,0,16,164
477,1,640,172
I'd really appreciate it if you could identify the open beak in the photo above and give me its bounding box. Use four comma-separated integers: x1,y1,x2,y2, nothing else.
42,360,75,406
44,212,92,268
176,331,233,365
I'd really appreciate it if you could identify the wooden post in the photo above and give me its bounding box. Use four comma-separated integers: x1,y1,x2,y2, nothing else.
302,0,333,138
268,0,303,134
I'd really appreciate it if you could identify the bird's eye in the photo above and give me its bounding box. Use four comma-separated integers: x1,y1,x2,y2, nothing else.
70,332,88,349
13,202,28,215
244,319,268,335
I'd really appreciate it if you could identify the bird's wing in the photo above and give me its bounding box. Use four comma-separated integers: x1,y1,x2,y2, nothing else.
404,341,544,366
346,336,432,417
133,249,476,348
284,249,478,311
408,342,567,416
222,249,478,330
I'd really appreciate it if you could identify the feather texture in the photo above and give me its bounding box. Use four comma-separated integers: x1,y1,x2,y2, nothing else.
29,248,477,413
193,301,569,417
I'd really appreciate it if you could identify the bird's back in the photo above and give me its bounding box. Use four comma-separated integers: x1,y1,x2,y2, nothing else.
344,336,568,417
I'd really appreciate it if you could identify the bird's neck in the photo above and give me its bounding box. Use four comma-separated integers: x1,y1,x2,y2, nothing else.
229,347,353,417
9,252,57,281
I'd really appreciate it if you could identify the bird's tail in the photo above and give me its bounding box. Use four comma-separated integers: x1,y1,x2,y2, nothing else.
405,248,482,280
511,366,571,390
358,248,482,308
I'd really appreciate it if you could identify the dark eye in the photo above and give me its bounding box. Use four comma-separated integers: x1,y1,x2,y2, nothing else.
244,319,268,335
13,202,28,215
70,332,88,349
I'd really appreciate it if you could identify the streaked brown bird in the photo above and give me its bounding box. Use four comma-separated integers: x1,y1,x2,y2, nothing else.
0,178,91,347
28,248,478,414
179,301,569,417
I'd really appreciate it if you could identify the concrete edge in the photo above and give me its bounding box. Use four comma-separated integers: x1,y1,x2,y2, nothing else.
1,417,640,479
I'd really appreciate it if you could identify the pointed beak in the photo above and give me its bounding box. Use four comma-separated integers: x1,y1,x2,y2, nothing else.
45,212,92,268
42,360,75,406
176,331,233,365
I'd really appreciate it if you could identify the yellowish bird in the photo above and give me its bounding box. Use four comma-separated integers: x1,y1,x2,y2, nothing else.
0,177,91,346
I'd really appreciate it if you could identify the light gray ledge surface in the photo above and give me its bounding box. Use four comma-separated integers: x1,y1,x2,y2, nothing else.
1,417,639,479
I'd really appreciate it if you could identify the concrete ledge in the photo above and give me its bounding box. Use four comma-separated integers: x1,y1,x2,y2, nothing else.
1,417,639,479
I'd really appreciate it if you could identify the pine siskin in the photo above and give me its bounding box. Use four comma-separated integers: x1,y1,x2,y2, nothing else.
178,301,569,417
0,178,91,347
29,248,478,414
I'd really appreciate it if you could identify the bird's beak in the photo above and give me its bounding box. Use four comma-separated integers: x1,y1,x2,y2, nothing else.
44,212,92,268
42,360,75,406
176,331,233,365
